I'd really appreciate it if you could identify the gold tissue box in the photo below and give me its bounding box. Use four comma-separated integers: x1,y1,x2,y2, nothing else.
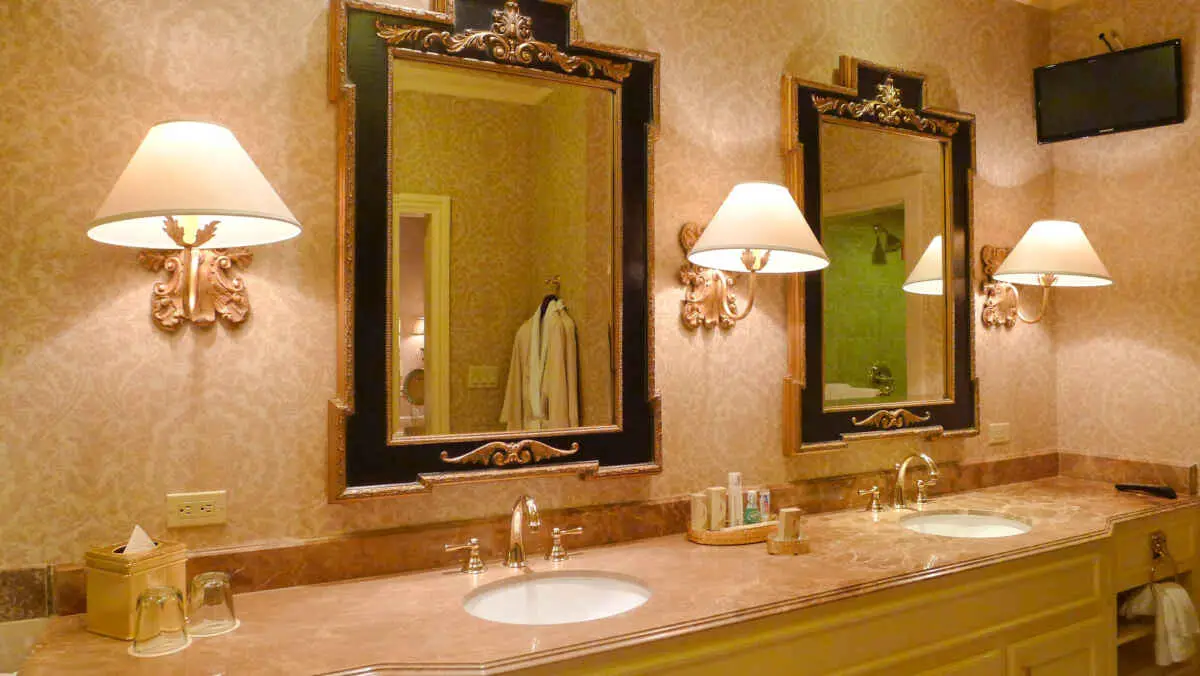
85,539,187,640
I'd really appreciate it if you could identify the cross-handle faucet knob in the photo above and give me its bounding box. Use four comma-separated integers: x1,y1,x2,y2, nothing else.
445,537,486,574
546,526,583,562
857,486,886,513
916,478,937,508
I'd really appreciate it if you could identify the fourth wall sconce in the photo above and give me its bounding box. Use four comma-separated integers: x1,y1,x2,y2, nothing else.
980,219,1111,328
86,121,301,331
679,182,829,330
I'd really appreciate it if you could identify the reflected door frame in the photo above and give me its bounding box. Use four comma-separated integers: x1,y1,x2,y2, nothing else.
391,193,451,439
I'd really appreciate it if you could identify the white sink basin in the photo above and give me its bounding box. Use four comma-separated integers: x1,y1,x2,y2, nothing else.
901,510,1032,539
463,571,650,625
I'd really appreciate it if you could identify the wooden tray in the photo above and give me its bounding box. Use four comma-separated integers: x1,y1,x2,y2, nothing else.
687,520,777,546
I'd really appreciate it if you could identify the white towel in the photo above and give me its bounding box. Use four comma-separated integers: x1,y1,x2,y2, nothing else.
1121,582,1200,666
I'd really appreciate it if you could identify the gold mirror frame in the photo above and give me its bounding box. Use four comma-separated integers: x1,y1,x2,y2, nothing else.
326,0,662,501
781,57,979,453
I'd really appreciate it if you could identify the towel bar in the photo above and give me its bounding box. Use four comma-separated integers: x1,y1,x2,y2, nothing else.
1150,530,1181,584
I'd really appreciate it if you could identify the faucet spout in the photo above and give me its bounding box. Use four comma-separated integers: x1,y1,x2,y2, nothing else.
894,452,939,510
505,495,541,568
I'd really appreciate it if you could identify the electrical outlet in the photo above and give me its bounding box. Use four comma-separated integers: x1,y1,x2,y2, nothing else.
166,490,227,528
467,365,500,389
987,422,1012,446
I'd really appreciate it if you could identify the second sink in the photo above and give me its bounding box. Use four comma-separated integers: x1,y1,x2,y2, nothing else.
901,510,1032,539
464,571,650,626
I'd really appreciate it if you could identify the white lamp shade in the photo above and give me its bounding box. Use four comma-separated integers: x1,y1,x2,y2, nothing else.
993,220,1111,287
687,182,829,274
902,235,944,296
87,121,301,249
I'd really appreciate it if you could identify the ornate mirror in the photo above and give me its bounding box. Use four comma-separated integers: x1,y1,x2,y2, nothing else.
328,0,660,499
782,58,977,450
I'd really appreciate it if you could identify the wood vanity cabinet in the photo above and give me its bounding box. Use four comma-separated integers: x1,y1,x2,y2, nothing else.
524,507,1198,676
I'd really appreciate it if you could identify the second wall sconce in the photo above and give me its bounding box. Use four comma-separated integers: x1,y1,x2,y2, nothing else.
981,219,1111,328
87,121,301,331
679,182,829,329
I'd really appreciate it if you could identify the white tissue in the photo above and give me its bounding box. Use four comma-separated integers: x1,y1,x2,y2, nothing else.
123,525,157,555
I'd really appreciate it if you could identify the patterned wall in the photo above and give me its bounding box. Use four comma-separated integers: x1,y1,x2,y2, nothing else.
1049,0,1200,467
0,0,1057,569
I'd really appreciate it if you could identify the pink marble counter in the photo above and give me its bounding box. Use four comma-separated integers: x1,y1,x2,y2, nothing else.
22,478,1198,675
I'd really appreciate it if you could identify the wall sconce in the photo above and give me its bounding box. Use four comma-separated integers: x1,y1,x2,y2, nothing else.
981,220,1111,328
87,121,301,331
679,182,829,329
902,235,943,295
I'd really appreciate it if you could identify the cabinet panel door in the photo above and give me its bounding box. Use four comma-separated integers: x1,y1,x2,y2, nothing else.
915,650,1004,676
1007,619,1105,676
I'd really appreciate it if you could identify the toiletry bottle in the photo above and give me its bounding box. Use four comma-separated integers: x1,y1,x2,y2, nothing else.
728,472,744,526
706,486,727,529
744,489,761,524
758,489,771,520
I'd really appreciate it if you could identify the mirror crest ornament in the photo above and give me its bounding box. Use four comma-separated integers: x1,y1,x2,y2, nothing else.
782,57,978,452
327,0,660,500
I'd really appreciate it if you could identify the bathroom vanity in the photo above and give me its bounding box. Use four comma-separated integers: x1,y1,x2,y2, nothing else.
21,478,1199,675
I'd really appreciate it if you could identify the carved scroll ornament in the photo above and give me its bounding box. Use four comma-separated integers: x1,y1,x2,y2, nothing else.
376,1,631,82
851,408,933,430
440,439,580,467
813,76,959,137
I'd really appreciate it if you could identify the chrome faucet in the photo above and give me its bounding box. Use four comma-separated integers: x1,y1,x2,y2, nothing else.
894,452,939,510
505,495,541,568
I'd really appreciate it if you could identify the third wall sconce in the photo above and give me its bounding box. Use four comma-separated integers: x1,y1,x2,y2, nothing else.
679,182,829,330
980,219,1111,328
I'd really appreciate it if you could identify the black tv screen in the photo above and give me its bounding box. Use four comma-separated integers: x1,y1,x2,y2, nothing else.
1034,39,1184,143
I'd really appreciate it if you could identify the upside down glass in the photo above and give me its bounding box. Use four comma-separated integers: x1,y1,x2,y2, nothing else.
187,571,239,637
129,586,191,658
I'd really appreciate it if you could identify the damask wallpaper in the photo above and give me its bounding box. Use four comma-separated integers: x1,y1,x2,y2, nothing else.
0,0,1058,569
1048,0,1200,468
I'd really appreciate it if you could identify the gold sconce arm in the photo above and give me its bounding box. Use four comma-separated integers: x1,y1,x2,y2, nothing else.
980,244,1061,328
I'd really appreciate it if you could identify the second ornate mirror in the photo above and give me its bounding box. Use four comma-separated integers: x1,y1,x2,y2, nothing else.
782,58,978,450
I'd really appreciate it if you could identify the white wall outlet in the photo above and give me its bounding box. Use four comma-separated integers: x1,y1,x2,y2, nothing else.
166,490,227,528
987,422,1012,446
467,365,500,389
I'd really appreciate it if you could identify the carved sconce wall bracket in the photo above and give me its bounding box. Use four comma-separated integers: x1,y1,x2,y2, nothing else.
979,245,1019,328
136,247,254,331
678,221,743,330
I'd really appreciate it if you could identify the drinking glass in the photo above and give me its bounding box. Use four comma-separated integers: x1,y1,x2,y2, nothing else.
129,586,191,657
187,571,239,637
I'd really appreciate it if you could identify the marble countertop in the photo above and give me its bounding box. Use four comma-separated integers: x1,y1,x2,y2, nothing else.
22,477,1199,675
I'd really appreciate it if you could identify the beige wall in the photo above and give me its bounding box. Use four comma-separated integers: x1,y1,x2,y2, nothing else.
1049,0,1200,466
0,0,1058,569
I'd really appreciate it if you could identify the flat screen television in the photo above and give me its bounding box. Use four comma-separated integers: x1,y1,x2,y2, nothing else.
1034,39,1184,144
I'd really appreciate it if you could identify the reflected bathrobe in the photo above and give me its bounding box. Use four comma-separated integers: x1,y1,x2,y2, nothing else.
500,300,580,431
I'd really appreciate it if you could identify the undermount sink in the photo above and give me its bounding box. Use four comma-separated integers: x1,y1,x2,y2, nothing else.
463,571,650,626
901,510,1033,539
